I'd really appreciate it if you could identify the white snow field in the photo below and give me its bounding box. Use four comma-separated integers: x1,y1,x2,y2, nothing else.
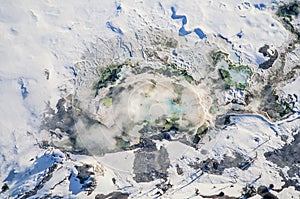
0,0,299,198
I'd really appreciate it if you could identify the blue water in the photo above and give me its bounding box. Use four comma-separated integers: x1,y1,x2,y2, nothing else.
254,3,266,10
66,66,78,77
18,78,29,99
171,6,187,25
170,7,206,39
218,34,232,44
119,37,133,57
172,50,178,56
106,21,123,35
237,31,243,38
179,27,192,36
116,4,122,11
194,28,206,39
159,2,164,11
167,99,182,115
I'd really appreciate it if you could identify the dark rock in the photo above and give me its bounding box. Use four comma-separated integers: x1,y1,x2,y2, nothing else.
75,164,94,184
156,181,172,193
213,162,219,170
165,37,178,48
265,133,300,191
189,152,252,175
95,191,129,199
277,2,299,18
257,185,269,195
238,160,252,170
138,124,161,135
260,85,293,120
93,64,123,93
200,191,236,199
1,183,9,192
107,86,125,99
245,93,253,105
215,115,232,128
257,185,278,199
75,164,96,195
133,146,170,183
176,164,183,175
258,45,278,69
241,184,257,198
134,138,157,152
192,134,201,144
41,97,92,156
261,192,279,199
42,98,75,133
150,132,171,141
39,194,64,199
162,69,172,77
264,133,300,171
287,165,300,178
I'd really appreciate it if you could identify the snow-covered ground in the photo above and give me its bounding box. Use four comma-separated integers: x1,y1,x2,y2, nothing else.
0,0,299,198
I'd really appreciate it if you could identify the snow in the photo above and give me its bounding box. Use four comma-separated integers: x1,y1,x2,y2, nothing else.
98,151,135,173
0,0,299,198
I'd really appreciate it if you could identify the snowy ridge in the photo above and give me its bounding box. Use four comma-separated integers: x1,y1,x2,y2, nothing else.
0,0,300,198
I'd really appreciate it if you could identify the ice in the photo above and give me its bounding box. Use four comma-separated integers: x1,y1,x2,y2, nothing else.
106,21,124,35
0,0,299,198
171,6,206,39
